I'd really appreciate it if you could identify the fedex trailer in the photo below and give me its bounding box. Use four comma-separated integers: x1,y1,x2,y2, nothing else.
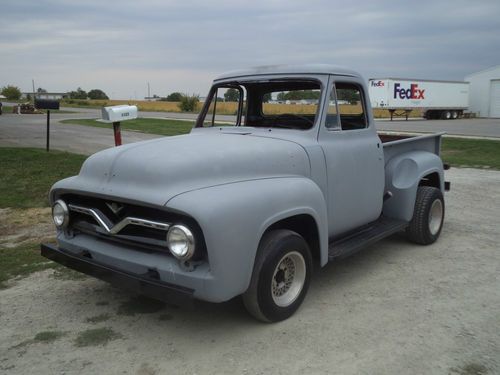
368,78,469,120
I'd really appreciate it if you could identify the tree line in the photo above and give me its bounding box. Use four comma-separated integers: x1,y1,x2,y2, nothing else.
0,85,109,100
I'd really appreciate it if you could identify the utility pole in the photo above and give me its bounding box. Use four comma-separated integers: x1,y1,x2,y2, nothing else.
147,82,150,100
32,79,36,105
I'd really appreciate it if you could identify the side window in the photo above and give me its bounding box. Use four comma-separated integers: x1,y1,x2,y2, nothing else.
325,86,339,129
202,86,243,127
333,83,367,130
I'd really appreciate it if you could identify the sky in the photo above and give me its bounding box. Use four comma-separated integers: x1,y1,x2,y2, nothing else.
1,0,499,99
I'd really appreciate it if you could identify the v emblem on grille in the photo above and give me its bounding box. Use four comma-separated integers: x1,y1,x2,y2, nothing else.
106,202,124,215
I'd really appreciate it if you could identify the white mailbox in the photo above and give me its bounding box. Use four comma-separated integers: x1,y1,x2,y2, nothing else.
101,105,138,123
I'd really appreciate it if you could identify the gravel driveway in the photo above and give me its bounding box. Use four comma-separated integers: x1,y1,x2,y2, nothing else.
0,167,499,375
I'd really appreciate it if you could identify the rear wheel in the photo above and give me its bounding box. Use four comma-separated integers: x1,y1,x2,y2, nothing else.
243,229,312,322
440,110,452,120
451,111,458,119
407,186,444,245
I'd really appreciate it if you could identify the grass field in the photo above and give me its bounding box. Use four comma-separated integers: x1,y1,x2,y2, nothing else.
60,118,194,136
441,138,500,169
0,147,89,288
61,99,421,118
0,148,87,208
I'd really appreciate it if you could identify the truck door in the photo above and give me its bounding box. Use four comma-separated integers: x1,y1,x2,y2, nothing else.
318,78,385,237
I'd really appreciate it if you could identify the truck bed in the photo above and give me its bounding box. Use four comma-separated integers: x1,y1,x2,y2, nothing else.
379,132,444,162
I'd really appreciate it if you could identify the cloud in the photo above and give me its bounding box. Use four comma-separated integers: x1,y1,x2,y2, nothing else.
1,0,499,98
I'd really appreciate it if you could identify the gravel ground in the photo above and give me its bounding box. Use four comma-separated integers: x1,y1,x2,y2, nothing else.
0,167,499,375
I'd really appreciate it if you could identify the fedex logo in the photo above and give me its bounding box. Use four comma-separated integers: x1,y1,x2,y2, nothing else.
394,83,425,99
371,80,384,87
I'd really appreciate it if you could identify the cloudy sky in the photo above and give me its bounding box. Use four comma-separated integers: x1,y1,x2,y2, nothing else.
1,0,499,99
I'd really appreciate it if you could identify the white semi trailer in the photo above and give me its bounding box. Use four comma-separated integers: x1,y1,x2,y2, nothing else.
368,78,469,120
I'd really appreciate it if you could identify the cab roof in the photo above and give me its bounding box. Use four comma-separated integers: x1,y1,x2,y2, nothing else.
214,64,361,81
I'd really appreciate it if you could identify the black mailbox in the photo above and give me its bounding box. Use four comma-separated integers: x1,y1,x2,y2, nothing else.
35,98,60,110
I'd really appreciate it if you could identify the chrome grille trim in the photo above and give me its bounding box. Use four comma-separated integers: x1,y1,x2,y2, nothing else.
68,204,171,235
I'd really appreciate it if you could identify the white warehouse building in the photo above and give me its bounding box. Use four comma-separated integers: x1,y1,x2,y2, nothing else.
465,65,500,118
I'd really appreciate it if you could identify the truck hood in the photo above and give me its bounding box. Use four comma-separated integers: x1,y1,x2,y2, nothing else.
55,133,310,206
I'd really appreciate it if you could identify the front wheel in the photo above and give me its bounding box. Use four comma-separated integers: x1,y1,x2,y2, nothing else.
243,229,312,322
406,186,445,245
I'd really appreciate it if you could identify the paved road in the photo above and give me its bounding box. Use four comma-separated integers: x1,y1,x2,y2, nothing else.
1,107,499,155
0,110,159,155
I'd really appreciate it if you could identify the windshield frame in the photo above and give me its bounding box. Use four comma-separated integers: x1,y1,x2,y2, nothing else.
195,76,326,131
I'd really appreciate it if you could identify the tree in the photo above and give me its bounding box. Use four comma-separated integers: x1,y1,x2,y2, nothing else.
37,87,47,93
224,88,239,102
69,87,88,99
88,89,109,100
263,93,272,103
178,94,199,112
277,90,320,101
165,92,183,102
336,89,360,105
1,85,22,100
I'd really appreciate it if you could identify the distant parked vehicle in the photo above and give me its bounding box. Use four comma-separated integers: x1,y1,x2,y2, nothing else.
369,78,469,120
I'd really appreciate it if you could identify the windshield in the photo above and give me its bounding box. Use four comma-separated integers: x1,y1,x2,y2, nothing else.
196,80,322,130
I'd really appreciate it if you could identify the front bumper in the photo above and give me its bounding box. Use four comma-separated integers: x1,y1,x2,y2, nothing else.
41,243,194,307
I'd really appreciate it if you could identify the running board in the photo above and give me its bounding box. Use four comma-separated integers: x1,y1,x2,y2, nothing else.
328,217,408,260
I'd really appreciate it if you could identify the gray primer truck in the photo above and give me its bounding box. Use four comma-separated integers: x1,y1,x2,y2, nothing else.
42,65,449,322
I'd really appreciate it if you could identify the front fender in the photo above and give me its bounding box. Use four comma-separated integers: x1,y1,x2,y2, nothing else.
165,177,328,302
383,151,444,222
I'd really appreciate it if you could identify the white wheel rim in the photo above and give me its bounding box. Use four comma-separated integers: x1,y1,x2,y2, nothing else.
428,199,443,235
271,251,306,307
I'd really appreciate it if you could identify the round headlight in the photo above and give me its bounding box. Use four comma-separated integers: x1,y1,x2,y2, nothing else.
52,199,69,229
166,225,195,260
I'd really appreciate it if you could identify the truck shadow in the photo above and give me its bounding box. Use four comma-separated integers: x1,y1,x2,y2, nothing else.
43,231,426,340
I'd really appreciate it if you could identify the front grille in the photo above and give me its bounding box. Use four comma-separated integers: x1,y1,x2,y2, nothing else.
59,194,205,256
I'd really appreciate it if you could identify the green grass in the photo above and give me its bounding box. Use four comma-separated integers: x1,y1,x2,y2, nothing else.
0,147,87,208
34,330,66,343
60,118,194,137
442,138,500,169
11,330,66,349
0,243,55,289
74,327,122,347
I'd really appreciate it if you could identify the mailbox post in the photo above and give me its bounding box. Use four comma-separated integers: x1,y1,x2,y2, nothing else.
34,98,60,152
101,105,138,147
112,122,122,146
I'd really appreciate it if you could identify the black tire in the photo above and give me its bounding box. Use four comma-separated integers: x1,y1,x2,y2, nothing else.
451,111,458,119
406,186,444,245
440,110,451,120
243,229,312,323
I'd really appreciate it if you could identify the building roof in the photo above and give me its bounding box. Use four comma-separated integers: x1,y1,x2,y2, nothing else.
214,64,360,81
465,64,500,79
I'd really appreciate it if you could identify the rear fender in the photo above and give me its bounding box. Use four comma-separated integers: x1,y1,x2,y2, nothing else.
383,151,444,222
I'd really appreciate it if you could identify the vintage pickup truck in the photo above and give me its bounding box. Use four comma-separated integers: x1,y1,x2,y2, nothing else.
42,65,449,322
